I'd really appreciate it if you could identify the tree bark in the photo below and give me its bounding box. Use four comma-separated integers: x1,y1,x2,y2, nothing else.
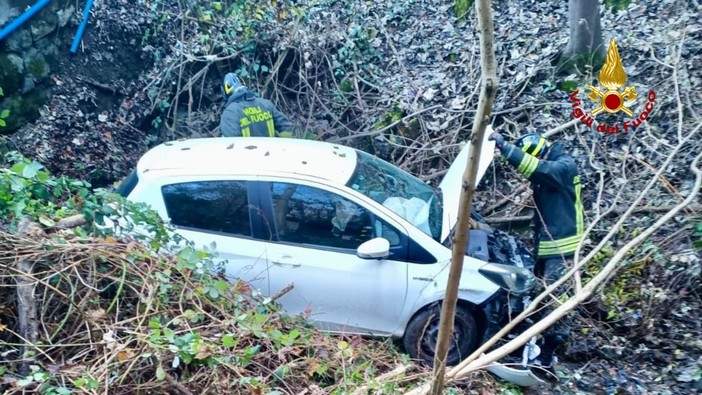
16,218,40,376
558,0,605,73
428,0,498,393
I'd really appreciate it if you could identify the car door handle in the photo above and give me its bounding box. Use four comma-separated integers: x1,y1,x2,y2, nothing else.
272,255,301,268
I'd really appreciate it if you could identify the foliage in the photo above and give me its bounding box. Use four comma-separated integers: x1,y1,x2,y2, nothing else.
0,86,8,128
455,0,474,23
603,0,631,12
0,152,454,394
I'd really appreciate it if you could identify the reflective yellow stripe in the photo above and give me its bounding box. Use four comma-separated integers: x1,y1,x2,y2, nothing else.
533,137,546,157
242,127,251,137
524,156,539,178
267,119,275,137
539,234,582,256
574,176,584,234
517,154,539,178
517,155,530,173
521,141,532,152
539,234,581,249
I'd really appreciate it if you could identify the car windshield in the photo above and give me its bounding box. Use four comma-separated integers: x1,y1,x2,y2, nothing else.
346,149,443,241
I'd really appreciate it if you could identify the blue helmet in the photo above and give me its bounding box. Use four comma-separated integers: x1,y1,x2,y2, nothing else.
221,73,243,101
516,133,550,158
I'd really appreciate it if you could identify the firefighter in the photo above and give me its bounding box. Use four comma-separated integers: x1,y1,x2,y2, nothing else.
489,131,585,370
219,73,294,138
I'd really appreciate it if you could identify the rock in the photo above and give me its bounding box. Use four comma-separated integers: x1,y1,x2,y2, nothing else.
0,52,25,95
57,4,76,28
34,37,59,64
4,27,33,52
26,53,50,81
1,89,50,132
30,11,58,42
22,76,35,94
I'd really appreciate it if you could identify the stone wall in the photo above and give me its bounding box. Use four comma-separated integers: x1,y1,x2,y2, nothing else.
0,0,74,132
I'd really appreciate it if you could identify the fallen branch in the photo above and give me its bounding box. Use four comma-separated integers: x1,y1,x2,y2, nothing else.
166,373,194,395
270,283,294,302
543,118,579,138
484,205,702,225
480,184,529,215
351,364,411,395
52,214,88,231
484,215,531,225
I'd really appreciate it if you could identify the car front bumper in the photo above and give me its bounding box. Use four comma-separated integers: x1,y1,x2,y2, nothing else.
477,289,543,387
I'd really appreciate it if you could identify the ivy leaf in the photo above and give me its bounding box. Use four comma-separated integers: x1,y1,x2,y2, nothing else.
0,109,9,118
156,366,166,381
214,280,229,293
0,119,5,127
23,162,44,178
222,334,237,347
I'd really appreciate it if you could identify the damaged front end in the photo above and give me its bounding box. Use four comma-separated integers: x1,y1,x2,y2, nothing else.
470,227,544,387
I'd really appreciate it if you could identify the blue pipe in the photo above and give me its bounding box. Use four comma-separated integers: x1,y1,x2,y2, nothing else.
70,0,94,53
0,0,52,42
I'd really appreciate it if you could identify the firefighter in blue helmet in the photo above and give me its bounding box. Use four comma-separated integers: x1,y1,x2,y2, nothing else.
489,131,585,371
219,73,295,138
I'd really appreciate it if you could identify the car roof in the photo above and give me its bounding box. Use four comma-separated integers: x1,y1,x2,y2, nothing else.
136,137,359,185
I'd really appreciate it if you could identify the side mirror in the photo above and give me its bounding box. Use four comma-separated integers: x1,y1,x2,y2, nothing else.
356,237,391,260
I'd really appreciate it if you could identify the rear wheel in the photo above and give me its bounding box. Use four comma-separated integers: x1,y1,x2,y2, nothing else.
402,305,479,366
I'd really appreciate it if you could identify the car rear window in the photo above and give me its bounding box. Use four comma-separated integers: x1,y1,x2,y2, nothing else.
116,169,138,197
161,180,252,237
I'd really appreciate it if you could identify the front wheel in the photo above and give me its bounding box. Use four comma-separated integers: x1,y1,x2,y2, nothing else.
402,305,479,366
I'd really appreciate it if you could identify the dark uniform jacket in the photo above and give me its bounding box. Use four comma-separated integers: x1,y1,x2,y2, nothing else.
501,142,584,258
220,88,294,137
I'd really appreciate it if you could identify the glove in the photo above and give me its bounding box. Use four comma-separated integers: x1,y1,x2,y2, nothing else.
488,131,505,149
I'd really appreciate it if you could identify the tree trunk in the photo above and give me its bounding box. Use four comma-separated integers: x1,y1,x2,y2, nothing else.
557,0,605,73
428,0,498,393
16,218,40,376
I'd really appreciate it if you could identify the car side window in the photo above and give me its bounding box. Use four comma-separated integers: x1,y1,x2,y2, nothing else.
271,182,392,250
162,181,251,237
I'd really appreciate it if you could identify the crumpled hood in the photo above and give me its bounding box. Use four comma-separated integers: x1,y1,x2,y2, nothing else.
438,127,496,242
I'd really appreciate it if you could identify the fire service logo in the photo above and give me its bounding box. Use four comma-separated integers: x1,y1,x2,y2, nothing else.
570,38,656,134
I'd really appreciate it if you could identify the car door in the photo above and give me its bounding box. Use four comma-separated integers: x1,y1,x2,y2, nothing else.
160,178,269,294
257,179,410,336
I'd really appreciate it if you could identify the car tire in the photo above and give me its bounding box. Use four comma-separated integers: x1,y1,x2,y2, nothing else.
402,305,479,366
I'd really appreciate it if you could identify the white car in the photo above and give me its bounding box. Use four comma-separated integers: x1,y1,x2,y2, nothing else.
118,135,542,385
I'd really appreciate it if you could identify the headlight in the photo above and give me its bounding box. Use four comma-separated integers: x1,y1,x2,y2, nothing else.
479,263,535,295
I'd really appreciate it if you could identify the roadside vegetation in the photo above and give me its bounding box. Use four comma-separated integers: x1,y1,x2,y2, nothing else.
0,0,700,393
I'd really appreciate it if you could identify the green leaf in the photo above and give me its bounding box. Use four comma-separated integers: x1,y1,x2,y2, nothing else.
214,280,229,293
0,119,5,127
56,388,72,395
156,366,166,381
222,334,236,347
211,2,223,11
23,162,44,178
10,163,25,174
0,109,9,118
0,87,4,96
